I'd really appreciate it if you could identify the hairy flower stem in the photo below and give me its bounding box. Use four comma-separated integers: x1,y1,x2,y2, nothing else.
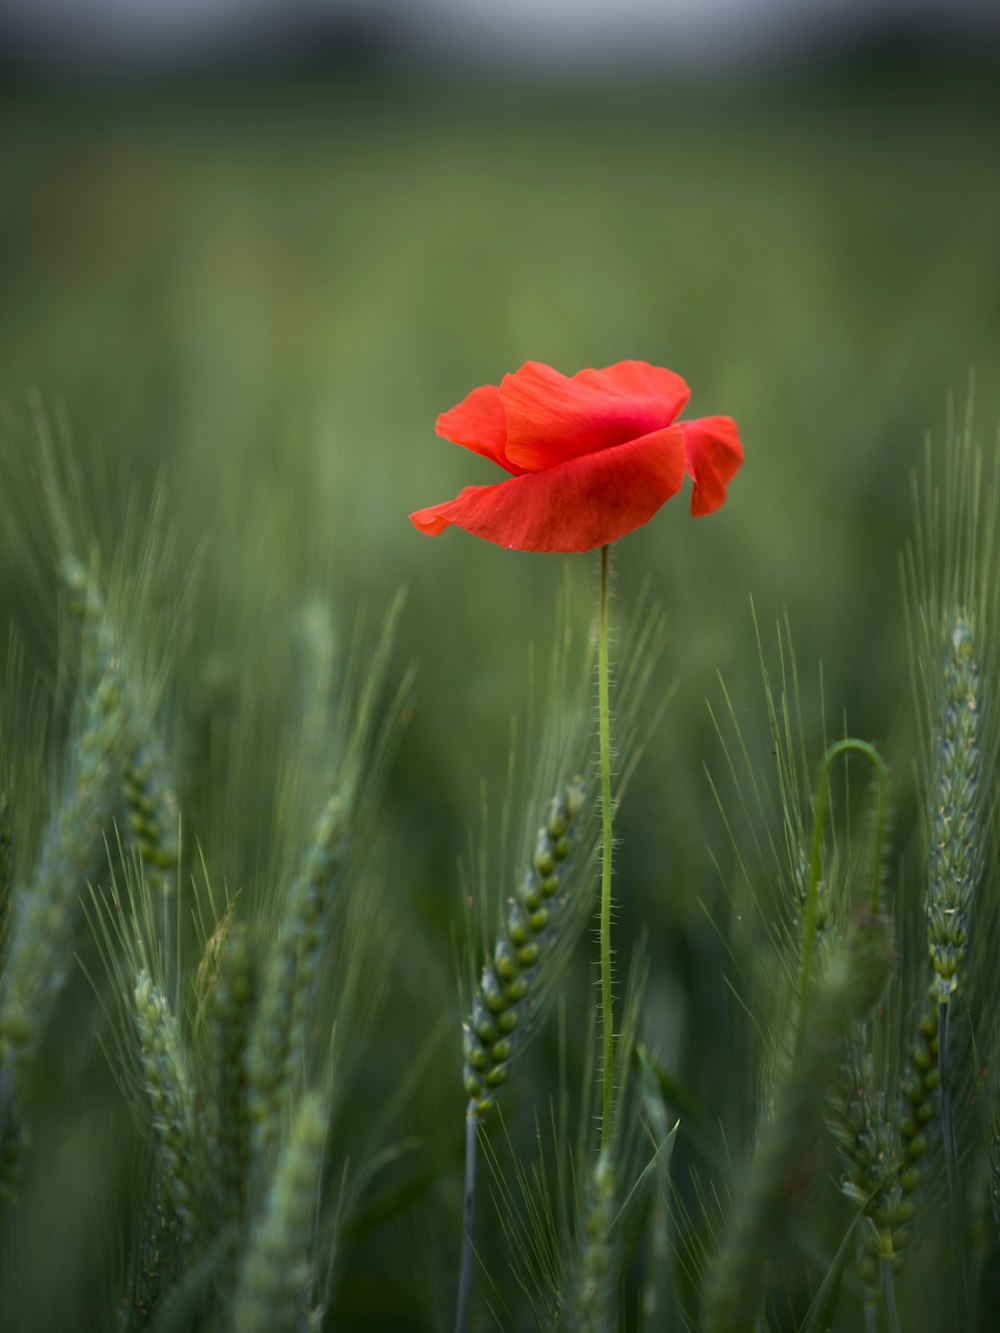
598,543,614,1148
455,1103,478,1333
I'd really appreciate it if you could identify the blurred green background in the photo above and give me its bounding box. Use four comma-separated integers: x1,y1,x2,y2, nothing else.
4,68,999,800
1,64,1000,1328
4,67,999,892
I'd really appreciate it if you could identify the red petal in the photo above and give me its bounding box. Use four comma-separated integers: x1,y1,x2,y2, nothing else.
501,360,689,471
436,384,521,474
409,504,453,537
409,425,685,553
681,416,744,517
573,361,690,417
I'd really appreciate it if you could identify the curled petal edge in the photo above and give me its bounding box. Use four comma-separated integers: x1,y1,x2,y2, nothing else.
681,415,744,517
435,383,518,473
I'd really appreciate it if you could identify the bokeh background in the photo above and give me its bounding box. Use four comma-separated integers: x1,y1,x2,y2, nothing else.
2,2,1000,1327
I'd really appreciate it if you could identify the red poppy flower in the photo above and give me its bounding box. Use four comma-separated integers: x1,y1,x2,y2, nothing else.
410,360,743,553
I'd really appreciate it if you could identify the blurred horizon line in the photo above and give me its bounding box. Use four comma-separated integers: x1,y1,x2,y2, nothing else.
1,1,999,84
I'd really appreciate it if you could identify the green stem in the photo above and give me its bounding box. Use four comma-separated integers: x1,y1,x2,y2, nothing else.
939,1000,969,1331
796,738,888,1057
455,1103,478,1333
881,1256,902,1333
598,543,615,1148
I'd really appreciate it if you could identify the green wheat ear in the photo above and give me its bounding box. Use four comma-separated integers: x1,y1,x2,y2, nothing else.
459,575,665,1110
926,614,981,1003
907,450,994,1303
133,968,200,1249
463,775,589,1113
205,920,258,1233
232,1089,328,1333
565,954,661,1330
455,772,595,1332
0,668,125,1190
827,980,938,1315
567,1149,616,1333
242,592,407,1170
59,555,180,900
703,910,893,1333
478,943,658,1333
246,791,351,1165
119,1177,180,1333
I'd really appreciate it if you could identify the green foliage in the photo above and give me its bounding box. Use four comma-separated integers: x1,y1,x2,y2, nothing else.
0,417,996,1331
2,387,1000,1333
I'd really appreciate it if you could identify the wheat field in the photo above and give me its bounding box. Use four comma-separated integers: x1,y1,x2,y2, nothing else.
1,66,1000,1331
